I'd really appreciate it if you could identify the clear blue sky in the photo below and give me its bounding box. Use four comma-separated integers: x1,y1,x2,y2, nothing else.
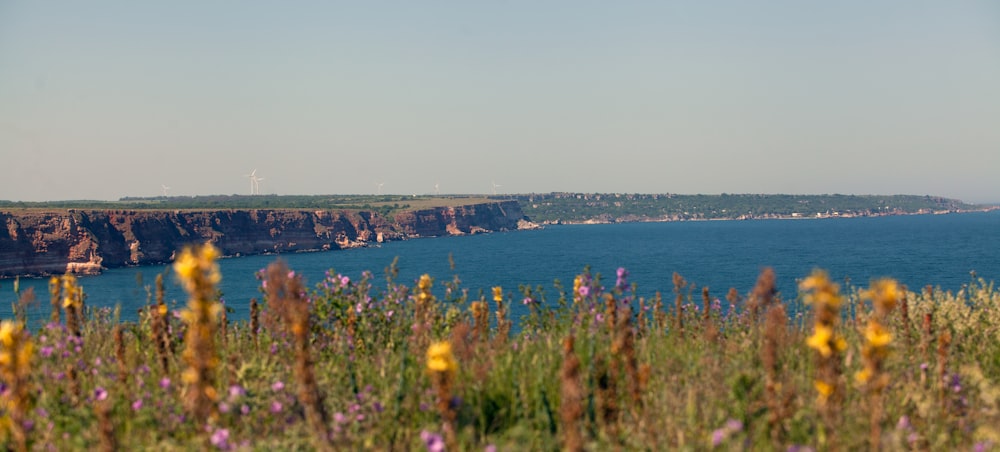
2,2,998,203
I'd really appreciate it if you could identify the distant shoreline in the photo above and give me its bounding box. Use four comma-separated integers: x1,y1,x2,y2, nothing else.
542,205,999,226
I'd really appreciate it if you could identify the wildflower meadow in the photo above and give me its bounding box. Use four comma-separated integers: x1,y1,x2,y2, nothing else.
2,242,999,450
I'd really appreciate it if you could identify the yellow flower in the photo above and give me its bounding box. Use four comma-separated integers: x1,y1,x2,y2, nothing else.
866,278,900,311
855,368,873,384
0,321,19,348
0,321,32,379
800,270,844,308
835,336,847,352
173,242,222,292
807,325,835,357
864,322,892,348
416,274,433,303
418,274,432,291
492,286,503,303
181,367,199,384
799,270,831,292
572,276,583,302
426,341,458,375
814,380,834,397
813,290,844,309
61,274,77,290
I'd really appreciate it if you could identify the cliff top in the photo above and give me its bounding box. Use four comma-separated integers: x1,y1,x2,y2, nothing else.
0,195,503,216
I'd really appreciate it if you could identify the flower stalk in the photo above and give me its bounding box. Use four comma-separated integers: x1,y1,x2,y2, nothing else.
174,242,223,426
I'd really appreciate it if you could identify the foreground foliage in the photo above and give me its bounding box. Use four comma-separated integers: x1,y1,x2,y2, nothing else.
1,245,999,451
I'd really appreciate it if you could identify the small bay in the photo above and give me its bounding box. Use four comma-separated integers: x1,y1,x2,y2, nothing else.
6,210,999,328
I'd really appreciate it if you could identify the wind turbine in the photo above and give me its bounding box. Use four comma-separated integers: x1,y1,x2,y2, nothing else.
254,175,265,195
245,169,257,195
376,182,385,196
434,182,440,196
245,169,264,195
160,184,171,197
492,180,502,196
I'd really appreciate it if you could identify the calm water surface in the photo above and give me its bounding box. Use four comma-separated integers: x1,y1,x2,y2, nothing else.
6,210,999,328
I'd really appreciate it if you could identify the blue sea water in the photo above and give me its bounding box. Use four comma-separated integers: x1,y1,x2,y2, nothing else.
4,210,999,329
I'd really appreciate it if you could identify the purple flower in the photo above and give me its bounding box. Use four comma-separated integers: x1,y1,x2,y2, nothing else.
210,428,231,450
159,377,171,390
270,401,283,413
897,416,911,431
950,373,962,393
241,404,250,415
522,297,534,306
94,387,108,401
420,430,446,452
616,267,629,290
131,399,143,411
228,385,246,400
334,412,346,424
40,346,54,358
578,286,590,298
272,381,285,392
711,428,726,447
340,275,350,287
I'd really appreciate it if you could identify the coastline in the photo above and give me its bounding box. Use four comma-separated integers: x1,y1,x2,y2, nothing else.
544,205,999,226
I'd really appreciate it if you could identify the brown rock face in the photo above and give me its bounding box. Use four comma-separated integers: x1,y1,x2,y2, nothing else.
392,201,525,237
0,201,529,277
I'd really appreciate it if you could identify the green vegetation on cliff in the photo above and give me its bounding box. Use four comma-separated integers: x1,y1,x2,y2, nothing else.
0,195,494,219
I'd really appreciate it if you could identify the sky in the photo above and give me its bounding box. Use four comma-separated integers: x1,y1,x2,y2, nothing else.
1,2,999,203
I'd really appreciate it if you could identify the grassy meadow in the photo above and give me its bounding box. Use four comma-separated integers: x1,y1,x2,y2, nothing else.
2,243,999,451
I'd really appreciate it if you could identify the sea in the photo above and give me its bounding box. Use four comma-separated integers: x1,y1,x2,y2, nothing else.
4,210,999,329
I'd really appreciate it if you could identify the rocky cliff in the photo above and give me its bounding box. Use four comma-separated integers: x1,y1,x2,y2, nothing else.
0,201,529,277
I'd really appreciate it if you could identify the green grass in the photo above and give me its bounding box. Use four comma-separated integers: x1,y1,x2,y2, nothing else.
2,265,999,451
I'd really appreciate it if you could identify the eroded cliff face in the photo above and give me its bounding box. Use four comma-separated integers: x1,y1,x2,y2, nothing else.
392,201,525,237
0,201,529,277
